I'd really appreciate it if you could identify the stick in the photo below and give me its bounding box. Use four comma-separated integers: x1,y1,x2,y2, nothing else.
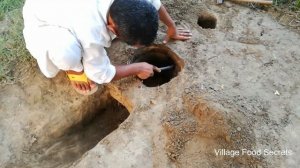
159,65,174,71
230,0,273,5
153,66,161,73
153,65,174,73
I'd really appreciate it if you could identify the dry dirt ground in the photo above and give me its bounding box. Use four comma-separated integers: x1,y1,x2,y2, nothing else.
0,0,300,168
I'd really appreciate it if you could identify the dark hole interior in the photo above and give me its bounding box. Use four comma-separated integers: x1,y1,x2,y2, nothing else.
132,51,179,87
32,96,129,167
197,13,217,29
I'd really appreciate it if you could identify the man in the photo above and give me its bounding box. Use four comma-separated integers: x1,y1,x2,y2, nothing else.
23,0,191,95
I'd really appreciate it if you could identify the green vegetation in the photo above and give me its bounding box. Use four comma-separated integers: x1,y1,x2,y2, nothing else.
0,0,24,21
0,0,32,83
296,0,300,8
274,0,300,10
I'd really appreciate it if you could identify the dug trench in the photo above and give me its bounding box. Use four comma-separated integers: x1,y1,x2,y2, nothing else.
7,88,130,168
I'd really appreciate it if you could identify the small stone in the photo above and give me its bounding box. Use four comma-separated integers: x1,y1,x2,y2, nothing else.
150,100,156,105
274,90,280,96
225,135,231,142
201,84,204,90
30,135,37,144
237,127,241,131
224,1,233,8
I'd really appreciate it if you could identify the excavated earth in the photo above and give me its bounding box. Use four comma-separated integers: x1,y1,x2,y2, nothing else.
0,0,299,168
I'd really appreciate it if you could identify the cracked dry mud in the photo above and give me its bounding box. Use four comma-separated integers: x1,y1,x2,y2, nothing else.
0,0,299,168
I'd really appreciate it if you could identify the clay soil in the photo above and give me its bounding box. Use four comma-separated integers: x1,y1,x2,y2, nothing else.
0,0,299,168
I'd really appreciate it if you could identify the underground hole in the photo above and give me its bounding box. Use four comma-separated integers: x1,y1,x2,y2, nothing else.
132,44,184,87
31,94,129,167
197,12,217,29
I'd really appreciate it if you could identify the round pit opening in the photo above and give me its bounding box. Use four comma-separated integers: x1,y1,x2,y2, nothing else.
132,45,184,87
197,12,217,29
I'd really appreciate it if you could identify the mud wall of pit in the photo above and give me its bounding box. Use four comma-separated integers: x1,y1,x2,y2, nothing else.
70,41,268,168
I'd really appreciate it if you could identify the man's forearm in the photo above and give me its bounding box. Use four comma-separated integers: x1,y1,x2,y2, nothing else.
112,62,156,81
158,5,176,28
112,64,140,81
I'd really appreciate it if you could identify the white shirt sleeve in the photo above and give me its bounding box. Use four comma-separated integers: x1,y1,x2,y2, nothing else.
147,0,161,10
82,44,116,84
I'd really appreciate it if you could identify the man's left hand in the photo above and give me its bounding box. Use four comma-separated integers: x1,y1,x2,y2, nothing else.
163,26,192,44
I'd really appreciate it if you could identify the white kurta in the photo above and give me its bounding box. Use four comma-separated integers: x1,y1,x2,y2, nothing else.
23,0,161,84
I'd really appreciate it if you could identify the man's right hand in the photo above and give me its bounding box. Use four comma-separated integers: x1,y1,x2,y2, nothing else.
136,62,156,79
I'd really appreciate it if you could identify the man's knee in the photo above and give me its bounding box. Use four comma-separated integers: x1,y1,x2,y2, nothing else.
48,49,82,71
46,27,83,71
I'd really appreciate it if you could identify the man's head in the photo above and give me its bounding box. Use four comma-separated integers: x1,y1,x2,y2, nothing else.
108,0,158,46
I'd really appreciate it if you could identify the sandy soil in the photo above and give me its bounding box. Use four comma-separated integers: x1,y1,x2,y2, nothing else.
0,0,299,168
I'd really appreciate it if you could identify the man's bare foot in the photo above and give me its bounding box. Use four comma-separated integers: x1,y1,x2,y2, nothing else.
66,70,97,95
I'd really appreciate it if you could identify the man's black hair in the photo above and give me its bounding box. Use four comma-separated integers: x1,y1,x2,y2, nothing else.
109,0,158,46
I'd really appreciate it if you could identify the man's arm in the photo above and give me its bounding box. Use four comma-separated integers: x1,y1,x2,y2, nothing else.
112,62,156,81
70,47,155,93
83,45,156,83
146,0,192,43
